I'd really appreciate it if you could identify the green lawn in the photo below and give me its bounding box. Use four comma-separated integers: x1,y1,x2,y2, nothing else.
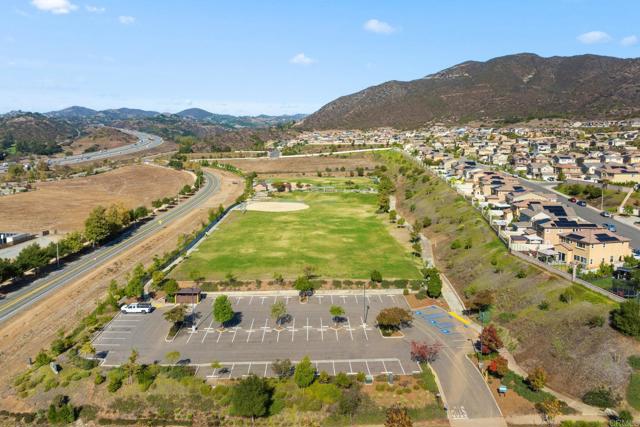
172,191,421,280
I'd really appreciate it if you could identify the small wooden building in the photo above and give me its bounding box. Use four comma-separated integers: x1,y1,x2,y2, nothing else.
175,287,201,305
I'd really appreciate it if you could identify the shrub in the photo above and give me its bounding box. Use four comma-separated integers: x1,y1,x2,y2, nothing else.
515,269,527,279
94,373,106,385
628,355,640,370
34,350,52,367
334,372,353,389
527,367,547,391
538,300,549,310
586,315,604,328
450,240,461,250
416,289,428,300
403,288,409,296
611,300,640,337
581,386,620,408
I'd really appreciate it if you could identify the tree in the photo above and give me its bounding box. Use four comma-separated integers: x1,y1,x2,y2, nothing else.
527,366,547,391
230,375,271,420
303,265,316,279
271,359,294,379
487,355,509,377
536,398,562,425
479,324,503,355
397,218,406,227
294,356,316,388
15,243,49,273
410,340,442,363
388,210,397,222
376,307,413,332
165,351,181,365
330,305,345,327
338,388,363,422
378,193,390,213
557,170,566,181
84,206,111,245
105,203,131,234
624,205,634,215
370,270,383,283
294,276,314,295
385,404,413,427
611,299,640,337
271,301,287,327
213,295,234,328
163,305,186,325
163,279,179,302
124,263,146,298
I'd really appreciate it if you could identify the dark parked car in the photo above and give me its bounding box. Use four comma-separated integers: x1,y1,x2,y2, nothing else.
577,200,587,207
600,211,612,218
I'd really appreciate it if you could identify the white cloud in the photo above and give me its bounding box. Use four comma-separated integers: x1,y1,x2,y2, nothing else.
31,0,77,14
118,15,135,25
289,53,316,66
85,5,105,13
363,19,395,34
621,35,638,47
577,30,612,44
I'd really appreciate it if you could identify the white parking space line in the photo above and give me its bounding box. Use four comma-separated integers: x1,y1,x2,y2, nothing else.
249,295,254,305
378,295,383,303
381,359,389,374
353,295,358,304
360,317,369,340
264,363,269,376
291,318,295,342
341,295,348,304
398,360,406,375
201,317,215,343
346,317,354,341
260,296,267,305
332,360,336,375
231,327,239,343
305,317,310,341
227,363,235,379
365,360,371,375
98,337,127,340
319,318,324,341
95,343,120,347
285,296,292,305
330,295,334,304
316,295,324,304
348,360,354,374
261,318,269,343
216,330,223,343
246,318,255,342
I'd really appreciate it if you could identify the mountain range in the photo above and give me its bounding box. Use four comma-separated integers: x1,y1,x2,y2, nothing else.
43,106,306,128
302,53,640,129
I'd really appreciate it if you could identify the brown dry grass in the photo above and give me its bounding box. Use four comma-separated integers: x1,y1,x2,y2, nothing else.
0,169,244,412
218,153,379,176
0,164,193,234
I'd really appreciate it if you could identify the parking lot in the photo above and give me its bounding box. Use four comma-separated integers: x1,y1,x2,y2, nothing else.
93,292,472,379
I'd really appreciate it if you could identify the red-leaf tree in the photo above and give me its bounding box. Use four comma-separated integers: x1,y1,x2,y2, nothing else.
487,355,509,377
479,324,503,355
410,340,442,363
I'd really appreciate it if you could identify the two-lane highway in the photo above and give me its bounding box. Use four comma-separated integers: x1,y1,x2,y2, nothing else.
48,128,165,166
0,170,219,324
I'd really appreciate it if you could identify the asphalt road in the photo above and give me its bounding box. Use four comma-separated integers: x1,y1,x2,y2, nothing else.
48,128,165,166
0,170,220,324
517,178,640,248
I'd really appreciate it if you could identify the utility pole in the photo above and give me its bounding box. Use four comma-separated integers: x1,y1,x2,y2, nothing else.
56,241,59,267
363,281,367,324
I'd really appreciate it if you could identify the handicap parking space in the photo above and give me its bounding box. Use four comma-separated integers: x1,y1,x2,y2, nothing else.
413,305,472,350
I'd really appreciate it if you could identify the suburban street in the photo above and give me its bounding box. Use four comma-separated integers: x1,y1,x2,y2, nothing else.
0,170,220,324
48,128,165,166
516,177,640,249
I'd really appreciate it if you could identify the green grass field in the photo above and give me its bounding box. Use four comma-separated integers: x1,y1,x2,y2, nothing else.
172,191,421,280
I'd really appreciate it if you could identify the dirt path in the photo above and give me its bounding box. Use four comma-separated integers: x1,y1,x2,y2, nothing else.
0,168,244,411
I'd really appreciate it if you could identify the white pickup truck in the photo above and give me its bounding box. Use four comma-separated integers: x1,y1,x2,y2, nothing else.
120,303,153,314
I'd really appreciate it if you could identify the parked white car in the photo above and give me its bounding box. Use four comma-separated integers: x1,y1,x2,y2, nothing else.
120,303,153,314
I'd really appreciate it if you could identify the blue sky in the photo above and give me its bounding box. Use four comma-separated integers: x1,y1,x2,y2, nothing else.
0,0,639,115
